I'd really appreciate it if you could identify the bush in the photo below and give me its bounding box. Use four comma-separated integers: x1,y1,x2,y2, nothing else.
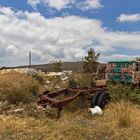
0,72,41,104
76,74,95,87
32,72,45,84
5,87,33,104
68,73,95,88
68,78,78,88
107,83,140,103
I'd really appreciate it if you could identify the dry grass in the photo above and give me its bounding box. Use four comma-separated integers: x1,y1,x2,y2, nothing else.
114,100,133,128
0,100,139,140
0,72,139,139
0,72,43,104
0,116,52,140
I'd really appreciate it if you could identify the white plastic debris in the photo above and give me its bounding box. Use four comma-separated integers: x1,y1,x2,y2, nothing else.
47,72,62,76
88,106,103,116
14,108,24,114
46,80,51,84
61,77,68,81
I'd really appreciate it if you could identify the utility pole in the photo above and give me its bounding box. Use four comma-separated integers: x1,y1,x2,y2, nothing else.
29,51,31,68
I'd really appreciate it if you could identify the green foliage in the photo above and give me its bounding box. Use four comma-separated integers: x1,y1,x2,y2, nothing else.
76,74,95,87
52,60,63,72
32,72,45,84
68,73,95,88
107,83,140,103
5,87,33,105
83,48,100,73
68,78,78,88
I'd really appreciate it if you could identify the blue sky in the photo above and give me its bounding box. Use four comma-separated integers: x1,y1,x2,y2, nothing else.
0,0,140,66
1,0,139,31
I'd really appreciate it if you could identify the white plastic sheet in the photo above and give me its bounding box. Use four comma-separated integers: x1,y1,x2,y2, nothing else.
88,106,103,116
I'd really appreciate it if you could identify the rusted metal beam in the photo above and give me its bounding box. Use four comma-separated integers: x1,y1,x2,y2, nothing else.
38,87,105,108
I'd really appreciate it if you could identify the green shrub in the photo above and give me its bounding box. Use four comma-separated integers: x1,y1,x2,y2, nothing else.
74,73,95,87
107,83,140,103
5,87,33,105
68,78,78,88
32,72,45,84
67,73,95,88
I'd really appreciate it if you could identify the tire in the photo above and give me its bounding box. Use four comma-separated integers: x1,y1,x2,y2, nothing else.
91,91,102,108
97,92,110,109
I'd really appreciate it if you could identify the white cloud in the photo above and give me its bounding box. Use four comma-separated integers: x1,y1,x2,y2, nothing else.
0,7,140,66
0,6,14,17
101,54,139,62
77,0,103,10
117,13,140,23
44,0,70,10
27,0,103,11
27,0,70,10
27,0,41,9
7,45,18,56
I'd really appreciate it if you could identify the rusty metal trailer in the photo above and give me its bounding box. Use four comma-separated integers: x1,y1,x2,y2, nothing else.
38,87,110,118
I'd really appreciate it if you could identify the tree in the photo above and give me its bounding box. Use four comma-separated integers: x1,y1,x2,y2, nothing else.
83,48,100,73
52,60,63,72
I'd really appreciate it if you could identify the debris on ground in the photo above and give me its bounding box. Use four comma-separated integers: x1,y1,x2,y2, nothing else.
88,106,103,116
